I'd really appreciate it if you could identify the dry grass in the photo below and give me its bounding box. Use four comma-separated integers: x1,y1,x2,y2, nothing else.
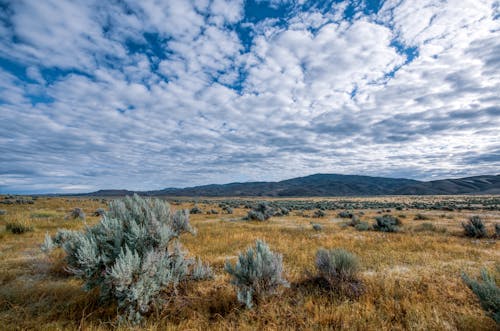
0,196,498,330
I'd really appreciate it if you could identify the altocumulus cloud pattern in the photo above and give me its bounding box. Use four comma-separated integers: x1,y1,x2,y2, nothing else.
0,0,499,193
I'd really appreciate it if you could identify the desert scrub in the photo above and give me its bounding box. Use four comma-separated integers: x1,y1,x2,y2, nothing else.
6,221,33,234
313,210,326,218
373,214,402,232
462,268,499,324
225,239,289,308
41,194,210,323
315,248,364,298
68,207,85,220
246,202,274,221
312,223,323,231
462,216,487,238
354,221,371,231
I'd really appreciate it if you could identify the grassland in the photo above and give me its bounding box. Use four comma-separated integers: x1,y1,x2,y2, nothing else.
0,196,498,330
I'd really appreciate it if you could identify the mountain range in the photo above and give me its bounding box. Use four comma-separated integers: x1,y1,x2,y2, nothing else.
82,174,500,197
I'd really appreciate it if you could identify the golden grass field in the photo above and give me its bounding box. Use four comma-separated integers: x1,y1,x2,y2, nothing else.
0,196,498,330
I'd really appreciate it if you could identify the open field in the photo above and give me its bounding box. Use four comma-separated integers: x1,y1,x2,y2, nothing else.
0,196,498,330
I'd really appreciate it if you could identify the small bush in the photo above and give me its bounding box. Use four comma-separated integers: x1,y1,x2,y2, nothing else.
190,206,203,214
6,222,33,234
373,215,401,232
315,248,364,298
0,209,6,216
354,222,371,231
495,224,500,238
462,216,487,238
246,202,274,221
69,207,85,220
338,211,353,218
348,215,361,227
93,208,105,217
225,240,288,308
313,210,326,218
222,206,233,214
312,223,323,231
462,269,499,324
414,213,430,220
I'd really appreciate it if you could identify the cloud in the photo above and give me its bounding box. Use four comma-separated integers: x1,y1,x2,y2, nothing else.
0,0,499,193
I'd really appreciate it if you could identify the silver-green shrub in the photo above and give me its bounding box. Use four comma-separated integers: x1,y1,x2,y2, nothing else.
315,248,364,298
225,240,288,308
462,268,499,324
462,216,487,238
41,194,207,323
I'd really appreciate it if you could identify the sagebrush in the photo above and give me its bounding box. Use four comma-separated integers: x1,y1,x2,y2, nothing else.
225,239,288,308
41,194,210,323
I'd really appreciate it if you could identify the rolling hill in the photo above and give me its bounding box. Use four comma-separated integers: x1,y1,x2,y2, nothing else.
80,174,500,197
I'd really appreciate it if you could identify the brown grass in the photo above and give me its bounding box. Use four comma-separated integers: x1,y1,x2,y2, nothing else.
0,196,498,330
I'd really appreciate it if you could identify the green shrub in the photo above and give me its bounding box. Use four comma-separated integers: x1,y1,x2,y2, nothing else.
315,248,364,298
0,209,6,216
225,240,288,308
462,269,499,324
6,222,33,234
313,210,326,218
348,215,361,227
190,206,203,214
373,215,401,232
41,194,208,323
246,202,274,221
312,223,323,231
338,211,353,218
69,207,85,220
354,222,371,231
462,216,487,238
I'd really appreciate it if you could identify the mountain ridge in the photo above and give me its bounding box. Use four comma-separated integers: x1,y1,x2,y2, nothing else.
78,174,500,197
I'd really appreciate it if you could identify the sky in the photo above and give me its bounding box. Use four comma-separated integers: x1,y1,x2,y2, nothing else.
0,0,499,194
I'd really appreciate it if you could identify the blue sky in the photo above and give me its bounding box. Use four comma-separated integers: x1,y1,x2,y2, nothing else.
0,0,499,193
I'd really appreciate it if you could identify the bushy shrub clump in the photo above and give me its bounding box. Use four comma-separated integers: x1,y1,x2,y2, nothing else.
312,223,323,231
0,209,6,215
246,202,274,221
221,205,233,214
373,215,402,232
93,208,105,217
41,194,211,323
313,210,326,218
462,269,499,324
354,222,371,231
462,216,487,238
69,207,85,220
338,211,353,218
6,222,33,234
225,240,288,308
315,248,364,298
495,224,500,238
190,205,203,214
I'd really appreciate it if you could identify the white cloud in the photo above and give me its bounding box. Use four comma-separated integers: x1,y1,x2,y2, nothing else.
0,0,498,193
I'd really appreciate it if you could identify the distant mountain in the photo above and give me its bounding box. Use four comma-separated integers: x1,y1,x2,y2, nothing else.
80,174,500,197
394,175,500,195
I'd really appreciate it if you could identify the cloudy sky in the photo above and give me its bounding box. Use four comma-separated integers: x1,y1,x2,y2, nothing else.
0,0,499,193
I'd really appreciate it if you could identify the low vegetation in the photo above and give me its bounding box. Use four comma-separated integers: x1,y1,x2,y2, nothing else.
0,195,498,329
462,268,500,324
225,240,288,308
